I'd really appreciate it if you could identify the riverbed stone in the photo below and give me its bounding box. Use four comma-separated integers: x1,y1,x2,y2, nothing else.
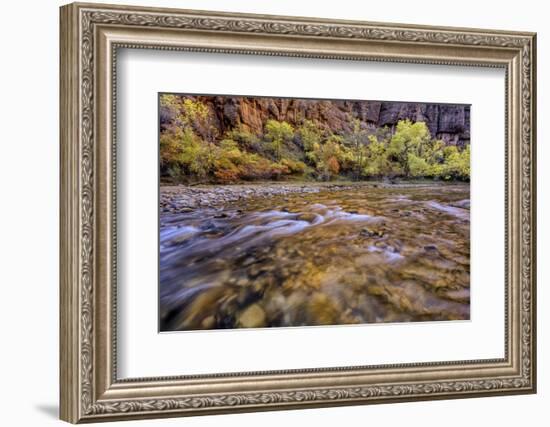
201,315,216,329
237,304,266,328
236,277,250,287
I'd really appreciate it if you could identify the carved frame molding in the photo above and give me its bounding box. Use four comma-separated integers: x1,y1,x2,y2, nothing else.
60,2,536,423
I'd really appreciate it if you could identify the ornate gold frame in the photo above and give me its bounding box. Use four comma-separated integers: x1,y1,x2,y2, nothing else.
60,2,537,423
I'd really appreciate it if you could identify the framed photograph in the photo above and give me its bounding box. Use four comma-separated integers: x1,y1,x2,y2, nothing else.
60,2,537,423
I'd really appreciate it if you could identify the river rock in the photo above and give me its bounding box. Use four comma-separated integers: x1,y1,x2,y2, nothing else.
237,304,266,328
297,213,319,223
360,227,383,238
451,199,470,209
236,277,250,287
201,315,216,329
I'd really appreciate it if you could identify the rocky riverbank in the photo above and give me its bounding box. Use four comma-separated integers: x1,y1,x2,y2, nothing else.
160,183,359,213
160,181,459,213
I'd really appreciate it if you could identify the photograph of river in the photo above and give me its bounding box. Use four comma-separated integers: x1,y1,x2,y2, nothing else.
159,93,470,331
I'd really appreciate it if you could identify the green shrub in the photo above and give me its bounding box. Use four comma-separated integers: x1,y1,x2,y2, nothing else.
264,120,294,161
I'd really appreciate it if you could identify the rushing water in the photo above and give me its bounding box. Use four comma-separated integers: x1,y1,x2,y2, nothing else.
160,183,470,331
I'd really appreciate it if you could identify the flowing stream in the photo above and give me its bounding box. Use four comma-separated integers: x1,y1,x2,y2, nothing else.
160,183,470,331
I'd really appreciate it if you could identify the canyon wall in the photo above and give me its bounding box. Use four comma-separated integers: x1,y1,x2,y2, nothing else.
161,95,470,147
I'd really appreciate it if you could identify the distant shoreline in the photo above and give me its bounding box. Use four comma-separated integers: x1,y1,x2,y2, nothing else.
160,181,469,213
